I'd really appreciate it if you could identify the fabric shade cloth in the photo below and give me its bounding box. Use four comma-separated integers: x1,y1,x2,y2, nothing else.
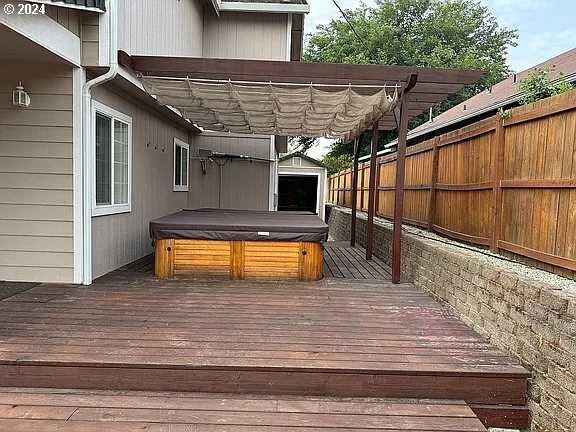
142,77,399,138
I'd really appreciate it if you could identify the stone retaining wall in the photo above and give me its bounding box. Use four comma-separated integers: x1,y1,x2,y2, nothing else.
328,206,576,432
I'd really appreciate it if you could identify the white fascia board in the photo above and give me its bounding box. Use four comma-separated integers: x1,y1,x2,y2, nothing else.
210,0,221,14
219,2,310,14
0,1,81,66
27,0,105,13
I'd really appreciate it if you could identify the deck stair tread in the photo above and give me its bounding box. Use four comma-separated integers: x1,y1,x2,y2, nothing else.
0,388,487,431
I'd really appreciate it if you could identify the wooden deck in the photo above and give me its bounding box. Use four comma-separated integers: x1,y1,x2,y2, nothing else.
323,242,391,279
0,388,488,431
0,244,529,429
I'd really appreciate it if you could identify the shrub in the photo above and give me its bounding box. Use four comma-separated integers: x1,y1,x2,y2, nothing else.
518,68,575,105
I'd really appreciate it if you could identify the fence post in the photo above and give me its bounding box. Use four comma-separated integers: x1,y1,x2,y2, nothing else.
360,163,365,211
338,172,343,206
374,159,381,217
427,137,440,231
491,115,505,252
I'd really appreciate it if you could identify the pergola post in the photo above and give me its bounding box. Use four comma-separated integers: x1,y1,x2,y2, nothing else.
350,138,360,247
391,74,418,284
366,123,379,260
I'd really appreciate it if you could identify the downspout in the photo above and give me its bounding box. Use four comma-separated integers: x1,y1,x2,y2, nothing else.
81,0,118,284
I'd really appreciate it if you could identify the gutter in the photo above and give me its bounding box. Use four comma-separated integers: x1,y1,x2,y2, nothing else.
359,72,576,162
80,0,118,285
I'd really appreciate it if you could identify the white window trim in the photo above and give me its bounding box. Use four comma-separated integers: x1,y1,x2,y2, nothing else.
173,138,190,192
92,100,133,217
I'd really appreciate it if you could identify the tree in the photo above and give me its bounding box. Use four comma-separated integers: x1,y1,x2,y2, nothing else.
306,0,518,158
288,136,317,154
322,154,354,175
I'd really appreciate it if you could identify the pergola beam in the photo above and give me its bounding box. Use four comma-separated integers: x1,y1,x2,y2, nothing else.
122,52,483,87
119,52,484,136
391,73,418,283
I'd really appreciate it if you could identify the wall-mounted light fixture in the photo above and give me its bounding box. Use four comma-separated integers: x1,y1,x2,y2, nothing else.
12,82,31,108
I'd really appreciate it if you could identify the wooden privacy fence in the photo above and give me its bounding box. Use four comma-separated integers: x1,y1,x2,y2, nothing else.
328,90,576,271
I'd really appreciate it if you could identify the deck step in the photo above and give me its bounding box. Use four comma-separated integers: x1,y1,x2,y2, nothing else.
0,388,487,431
0,275,530,429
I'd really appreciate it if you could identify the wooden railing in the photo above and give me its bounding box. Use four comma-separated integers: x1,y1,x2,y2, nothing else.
328,90,576,271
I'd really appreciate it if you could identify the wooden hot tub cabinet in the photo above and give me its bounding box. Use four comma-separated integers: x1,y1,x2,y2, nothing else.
155,239,323,281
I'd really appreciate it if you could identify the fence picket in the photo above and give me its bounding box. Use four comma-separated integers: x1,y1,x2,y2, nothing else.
328,90,576,271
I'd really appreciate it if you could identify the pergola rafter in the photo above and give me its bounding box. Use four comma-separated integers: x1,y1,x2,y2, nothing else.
118,51,484,284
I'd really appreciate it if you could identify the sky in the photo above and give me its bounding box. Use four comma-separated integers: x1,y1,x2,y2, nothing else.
304,0,576,159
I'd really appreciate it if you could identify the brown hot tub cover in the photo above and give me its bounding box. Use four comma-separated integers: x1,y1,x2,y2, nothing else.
150,208,328,242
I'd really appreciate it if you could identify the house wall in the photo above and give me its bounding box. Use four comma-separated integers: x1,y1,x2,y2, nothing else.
45,4,99,66
0,62,75,283
90,84,190,279
118,0,204,57
189,133,271,210
45,5,81,36
81,13,99,66
202,11,289,60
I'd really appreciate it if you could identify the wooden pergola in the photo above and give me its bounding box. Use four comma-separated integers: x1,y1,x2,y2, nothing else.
119,52,484,283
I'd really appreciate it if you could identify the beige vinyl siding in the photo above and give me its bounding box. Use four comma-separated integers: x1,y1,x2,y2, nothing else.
91,85,190,279
81,14,99,66
45,5,81,36
0,63,74,283
118,0,203,57
203,12,288,60
189,133,271,210
45,4,99,66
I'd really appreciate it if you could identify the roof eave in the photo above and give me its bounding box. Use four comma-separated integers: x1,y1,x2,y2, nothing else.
28,0,105,13
219,2,310,14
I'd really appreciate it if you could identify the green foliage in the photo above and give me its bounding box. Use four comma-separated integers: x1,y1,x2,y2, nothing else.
327,129,397,159
322,153,353,175
289,136,317,154
305,0,518,158
518,69,576,105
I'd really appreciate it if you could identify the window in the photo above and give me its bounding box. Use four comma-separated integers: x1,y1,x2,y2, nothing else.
92,101,132,216
173,138,189,192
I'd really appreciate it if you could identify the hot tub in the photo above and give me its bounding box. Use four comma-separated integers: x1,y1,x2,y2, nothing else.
150,208,328,281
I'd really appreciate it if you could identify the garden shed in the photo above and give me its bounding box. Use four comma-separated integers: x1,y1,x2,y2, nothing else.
277,152,327,219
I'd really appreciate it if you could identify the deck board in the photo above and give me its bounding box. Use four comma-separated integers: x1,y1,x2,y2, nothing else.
323,242,392,279
0,388,487,431
0,250,529,428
